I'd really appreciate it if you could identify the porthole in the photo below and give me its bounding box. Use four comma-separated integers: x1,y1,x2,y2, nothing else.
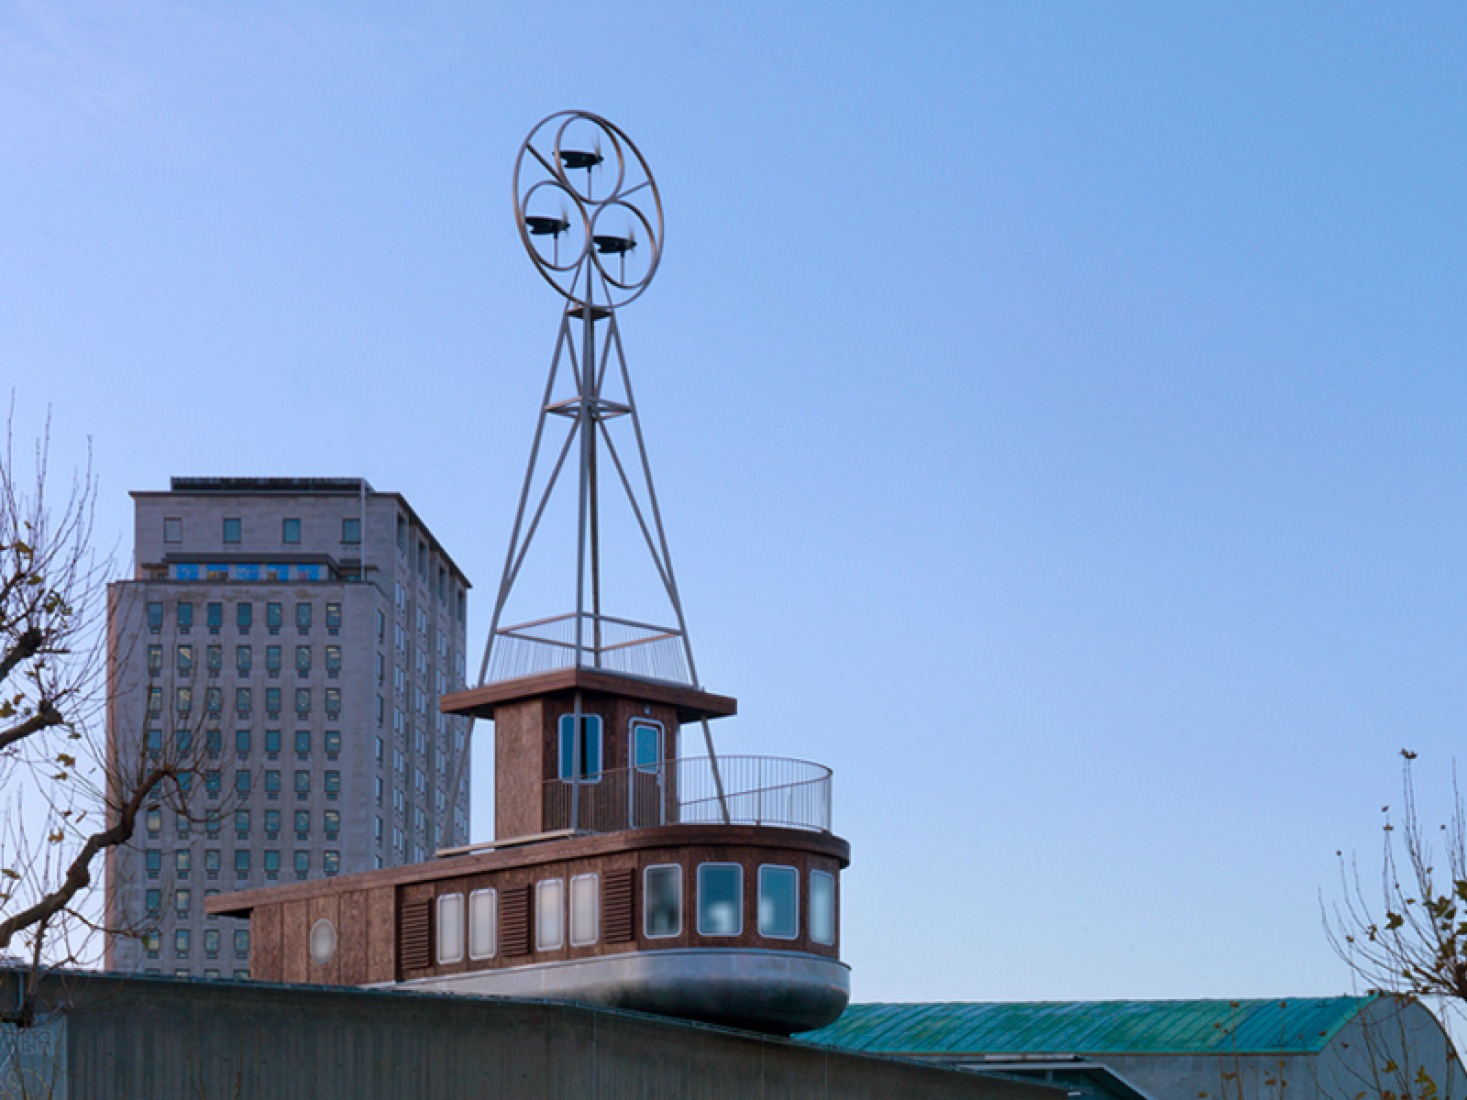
309,918,337,965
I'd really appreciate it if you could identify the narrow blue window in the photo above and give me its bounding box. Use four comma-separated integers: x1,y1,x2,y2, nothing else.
557,714,602,780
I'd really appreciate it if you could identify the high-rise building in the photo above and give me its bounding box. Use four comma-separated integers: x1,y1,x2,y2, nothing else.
103,477,470,977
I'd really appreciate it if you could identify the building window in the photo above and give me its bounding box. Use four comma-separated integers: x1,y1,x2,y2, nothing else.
145,888,161,917
557,714,602,780
326,602,342,632
204,686,221,714
234,928,250,956
145,806,161,836
324,771,340,799
341,517,360,545
205,770,221,798
265,728,281,757
177,602,193,631
282,518,301,544
147,602,163,633
437,893,465,964
325,688,340,718
264,850,281,880
235,810,250,838
175,850,191,879
325,729,341,758
164,517,182,543
267,603,283,632
469,889,497,960
570,874,598,947
697,864,742,937
175,888,191,916
175,929,190,957
323,850,340,877
264,809,280,838
810,870,836,946
535,879,564,951
265,645,282,676
205,929,220,958
294,770,310,797
207,644,222,673
758,865,798,940
223,517,241,544
293,851,309,879
296,602,312,631
325,645,341,675
147,689,162,717
175,687,192,714
293,809,309,840
234,729,251,758
237,602,253,631
296,645,311,674
204,849,220,879
147,645,162,676
324,809,339,839
644,865,682,939
235,770,251,796
632,720,662,773
145,849,161,879
235,687,252,718
295,688,310,717
265,770,280,797
176,644,193,678
290,729,308,758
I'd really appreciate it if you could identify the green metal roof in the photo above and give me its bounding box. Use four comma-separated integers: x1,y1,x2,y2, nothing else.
796,997,1377,1056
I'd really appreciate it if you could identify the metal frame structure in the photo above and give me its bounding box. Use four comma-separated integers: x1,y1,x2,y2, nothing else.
442,111,727,841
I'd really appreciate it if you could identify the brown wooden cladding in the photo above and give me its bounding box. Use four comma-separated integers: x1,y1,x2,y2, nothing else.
499,884,531,958
229,826,847,986
602,867,635,944
399,898,431,972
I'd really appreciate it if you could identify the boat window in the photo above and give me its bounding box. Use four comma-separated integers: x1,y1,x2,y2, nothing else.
810,870,837,946
469,889,497,959
570,873,599,946
632,720,662,773
758,865,798,940
536,879,564,950
437,892,465,964
644,864,682,938
557,714,602,780
696,863,742,937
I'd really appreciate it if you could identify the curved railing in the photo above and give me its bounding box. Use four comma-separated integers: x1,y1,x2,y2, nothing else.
542,755,833,835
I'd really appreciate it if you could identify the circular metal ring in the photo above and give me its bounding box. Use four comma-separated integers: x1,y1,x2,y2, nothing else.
513,110,663,309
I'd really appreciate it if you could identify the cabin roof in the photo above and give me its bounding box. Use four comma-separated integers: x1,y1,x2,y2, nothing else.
440,666,737,722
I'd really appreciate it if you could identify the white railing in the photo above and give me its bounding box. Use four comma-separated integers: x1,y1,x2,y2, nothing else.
486,612,692,686
543,755,832,835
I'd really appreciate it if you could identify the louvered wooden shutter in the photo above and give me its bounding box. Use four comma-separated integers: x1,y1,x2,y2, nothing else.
399,897,432,973
500,885,531,957
603,868,635,944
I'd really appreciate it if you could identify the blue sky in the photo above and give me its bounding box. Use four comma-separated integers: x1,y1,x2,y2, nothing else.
3,2,1466,1005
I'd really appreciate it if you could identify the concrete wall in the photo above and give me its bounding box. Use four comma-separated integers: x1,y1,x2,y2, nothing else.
1,970,1057,1100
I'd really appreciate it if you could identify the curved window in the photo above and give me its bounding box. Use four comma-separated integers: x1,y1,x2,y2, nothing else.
644,864,682,938
570,874,598,947
535,879,564,950
310,919,337,965
437,893,465,964
697,863,742,937
810,870,836,946
758,865,798,940
469,889,497,960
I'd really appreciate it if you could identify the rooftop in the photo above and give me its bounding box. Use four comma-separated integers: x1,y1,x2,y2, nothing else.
796,997,1378,1056
169,477,374,494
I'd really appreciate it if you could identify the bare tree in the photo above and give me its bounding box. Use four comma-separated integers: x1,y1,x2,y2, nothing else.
0,407,193,1024
1328,750,1467,1013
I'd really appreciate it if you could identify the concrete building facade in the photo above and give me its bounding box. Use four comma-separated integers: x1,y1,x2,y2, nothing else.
103,477,470,977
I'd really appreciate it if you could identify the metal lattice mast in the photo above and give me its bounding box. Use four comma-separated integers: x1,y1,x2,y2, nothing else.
441,111,729,845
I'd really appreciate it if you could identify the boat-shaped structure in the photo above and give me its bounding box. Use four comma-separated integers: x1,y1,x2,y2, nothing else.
207,111,851,1035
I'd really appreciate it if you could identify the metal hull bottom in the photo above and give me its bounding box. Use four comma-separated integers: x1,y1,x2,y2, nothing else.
385,947,851,1035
